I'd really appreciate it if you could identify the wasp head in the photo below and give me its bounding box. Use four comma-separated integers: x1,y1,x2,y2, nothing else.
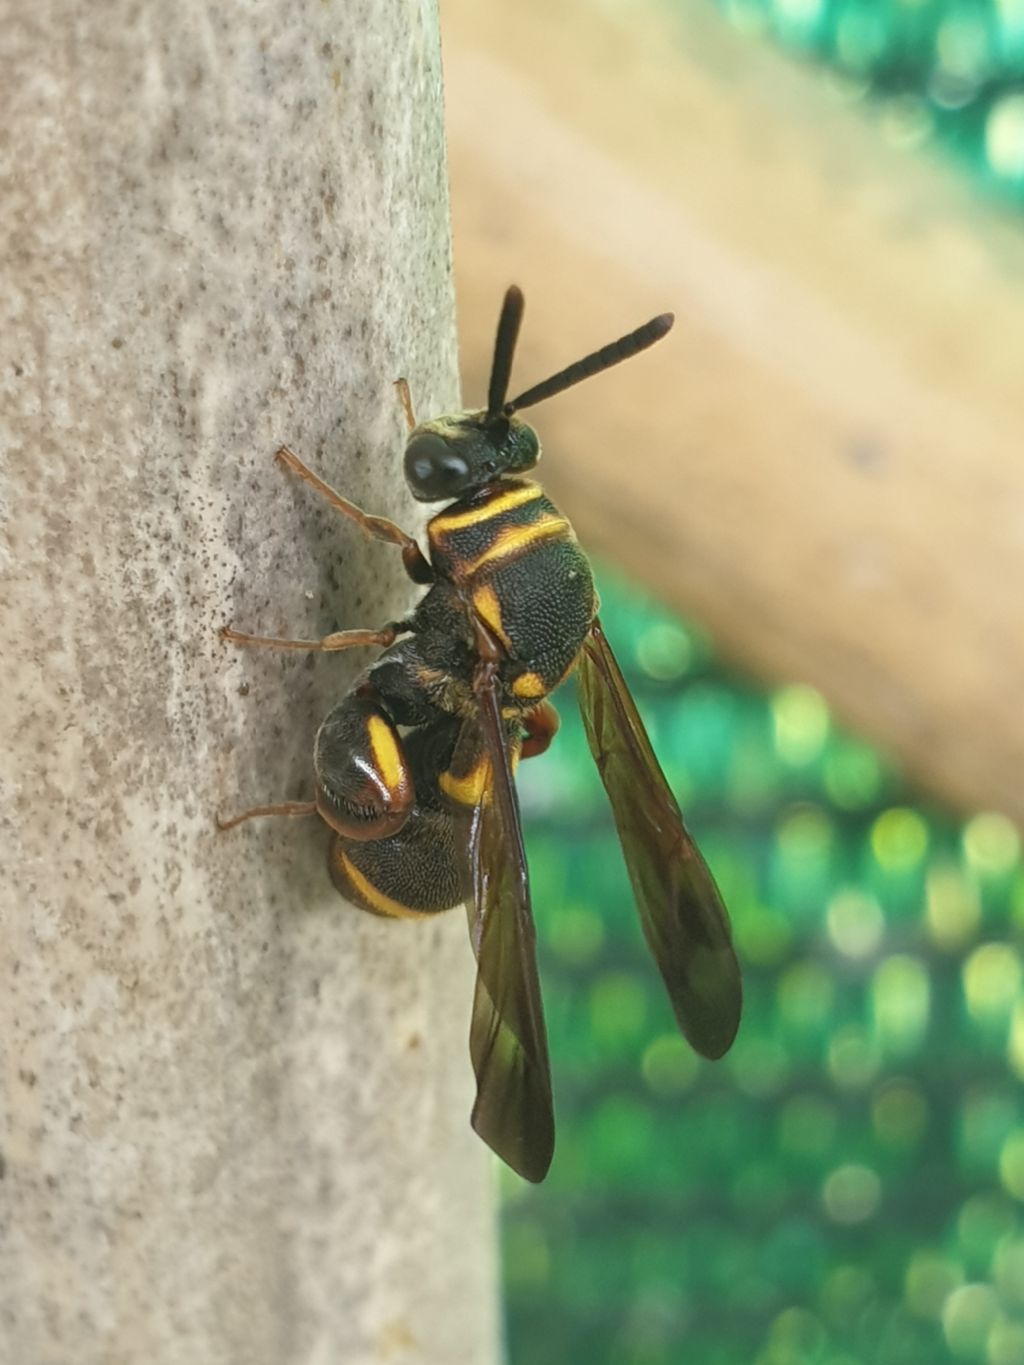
401,285,672,506
403,412,540,504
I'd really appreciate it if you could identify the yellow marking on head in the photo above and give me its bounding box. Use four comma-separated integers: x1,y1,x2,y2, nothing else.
464,516,570,576
440,759,491,807
512,671,547,699
430,482,543,534
367,714,406,794
336,848,429,919
472,583,512,649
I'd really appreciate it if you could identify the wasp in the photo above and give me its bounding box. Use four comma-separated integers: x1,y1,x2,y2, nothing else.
219,287,742,1182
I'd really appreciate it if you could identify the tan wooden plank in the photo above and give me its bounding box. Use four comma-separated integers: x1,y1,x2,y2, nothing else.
442,0,1024,824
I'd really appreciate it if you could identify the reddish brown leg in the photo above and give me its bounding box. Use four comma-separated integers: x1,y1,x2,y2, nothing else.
275,444,433,583
216,624,400,830
394,377,417,433
521,700,560,759
220,624,399,653
216,801,318,831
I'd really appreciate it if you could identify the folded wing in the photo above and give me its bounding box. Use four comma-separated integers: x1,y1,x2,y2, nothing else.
576,618,742,1059
451,664,555,1183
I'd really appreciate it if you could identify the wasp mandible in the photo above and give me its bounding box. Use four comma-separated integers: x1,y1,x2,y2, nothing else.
220,287,742,1182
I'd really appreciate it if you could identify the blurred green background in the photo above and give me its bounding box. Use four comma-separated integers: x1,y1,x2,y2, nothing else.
511,570,1023,1365
716,0,1024,202
499,6,1024,1362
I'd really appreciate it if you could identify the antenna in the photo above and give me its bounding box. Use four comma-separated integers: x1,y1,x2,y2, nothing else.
486,285,525,418
505,312,674,415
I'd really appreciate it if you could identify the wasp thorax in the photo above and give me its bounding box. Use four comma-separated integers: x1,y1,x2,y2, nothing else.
403,411,541,503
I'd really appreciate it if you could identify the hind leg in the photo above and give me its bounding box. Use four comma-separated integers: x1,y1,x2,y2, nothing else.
216,624,414,831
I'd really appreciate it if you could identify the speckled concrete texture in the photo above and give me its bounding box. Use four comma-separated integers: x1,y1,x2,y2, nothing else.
0,4,500,1362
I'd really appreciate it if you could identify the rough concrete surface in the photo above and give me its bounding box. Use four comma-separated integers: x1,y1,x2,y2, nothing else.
0,3,500,1362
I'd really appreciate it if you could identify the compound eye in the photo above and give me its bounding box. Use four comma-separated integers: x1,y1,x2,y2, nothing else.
516,424,540,466
404,433,471,502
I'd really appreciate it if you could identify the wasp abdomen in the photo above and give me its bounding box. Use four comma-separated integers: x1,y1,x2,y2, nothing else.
328,808,460,918
328,716,464,917
314,689,414,840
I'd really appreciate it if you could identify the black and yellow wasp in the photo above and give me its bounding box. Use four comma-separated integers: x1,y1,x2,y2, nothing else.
220,287,742,1182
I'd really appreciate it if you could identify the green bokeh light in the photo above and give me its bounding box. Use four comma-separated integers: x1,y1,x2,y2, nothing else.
962,943,1022,1028
871,807,930,872
773,684,831,766
940,1282,999,1360
871,954,930,1057
904,1249,964,1321
716,0,1024,207
998,1129,1024,1200
986,92,1024,181
505,549,1023,1365
635,620,696,681
962,813,1021,878
824,740,886,809
827,887,885,958
991,1235,1024,1309
926,863,982,951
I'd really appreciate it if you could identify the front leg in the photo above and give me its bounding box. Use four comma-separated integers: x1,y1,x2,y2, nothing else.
275,445,433,585
220,623,404,653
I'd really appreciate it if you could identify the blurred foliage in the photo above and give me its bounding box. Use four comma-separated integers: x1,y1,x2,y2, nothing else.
505,568,1024,1365
712,0,1024,200
501,7,1024,1360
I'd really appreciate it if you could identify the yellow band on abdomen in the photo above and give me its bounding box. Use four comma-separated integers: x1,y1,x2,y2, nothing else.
336,847,431,920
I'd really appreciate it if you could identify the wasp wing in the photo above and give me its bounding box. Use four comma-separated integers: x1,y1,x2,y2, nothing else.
450,664,555,1184
576,618,742,1059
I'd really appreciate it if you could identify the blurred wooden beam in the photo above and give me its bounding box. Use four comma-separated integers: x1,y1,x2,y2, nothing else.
442,0,1024,825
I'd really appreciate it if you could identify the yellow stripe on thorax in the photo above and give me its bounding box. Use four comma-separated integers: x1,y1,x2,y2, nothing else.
337,848,429,919
366,714,405,793
472,583,512,649
463,515,570,576
430,482,543,535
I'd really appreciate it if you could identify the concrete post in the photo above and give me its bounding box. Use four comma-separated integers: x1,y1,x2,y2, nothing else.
0,3,500,1361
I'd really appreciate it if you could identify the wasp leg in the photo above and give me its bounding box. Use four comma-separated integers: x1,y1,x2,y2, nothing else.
220,624,402,652
216,800,318,831
521,700,560,760
275,444,433,584
394,377,416,432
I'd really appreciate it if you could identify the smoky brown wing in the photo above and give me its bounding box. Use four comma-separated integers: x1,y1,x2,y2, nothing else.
451,673,555,1184
576,618,742,1059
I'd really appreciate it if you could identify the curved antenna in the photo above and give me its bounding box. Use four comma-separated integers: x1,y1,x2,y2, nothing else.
487,286,526,418
505,312,674,415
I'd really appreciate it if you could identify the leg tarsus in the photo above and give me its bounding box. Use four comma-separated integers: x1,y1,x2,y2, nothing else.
394,378,417,433
216,800,318,831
